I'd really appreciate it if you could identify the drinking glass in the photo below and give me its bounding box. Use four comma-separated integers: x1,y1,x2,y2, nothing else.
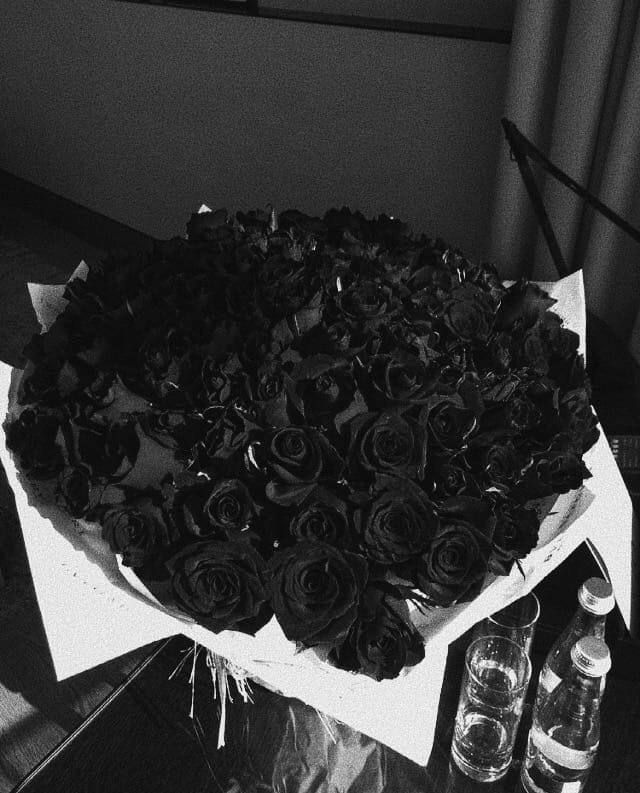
473,592,540,656
451,635,531,782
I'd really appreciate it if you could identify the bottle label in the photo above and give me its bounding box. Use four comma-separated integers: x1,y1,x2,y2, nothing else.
532,731,596,770
524,767,584,793
539,665,563,697
539,663,606,699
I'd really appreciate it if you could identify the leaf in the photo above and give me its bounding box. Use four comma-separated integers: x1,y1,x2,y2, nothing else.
265,481,317,506
334,388,368,433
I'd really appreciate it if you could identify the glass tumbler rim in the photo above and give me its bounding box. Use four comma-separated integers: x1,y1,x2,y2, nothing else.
465,635,532,693
488,591,541,631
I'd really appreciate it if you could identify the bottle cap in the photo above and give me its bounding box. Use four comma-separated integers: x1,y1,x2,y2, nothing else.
578,577,615,615
571,636,612,677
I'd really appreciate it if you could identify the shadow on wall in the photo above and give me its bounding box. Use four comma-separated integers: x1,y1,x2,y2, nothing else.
0,2,509,260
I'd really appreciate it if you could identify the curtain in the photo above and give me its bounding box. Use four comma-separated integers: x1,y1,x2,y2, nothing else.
489,0,640,362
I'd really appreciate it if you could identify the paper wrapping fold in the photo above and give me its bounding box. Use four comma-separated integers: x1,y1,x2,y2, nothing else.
0,267,633,765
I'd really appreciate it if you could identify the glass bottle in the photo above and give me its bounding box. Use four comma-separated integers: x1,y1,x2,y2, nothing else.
537,577,614,704
521,636,611,793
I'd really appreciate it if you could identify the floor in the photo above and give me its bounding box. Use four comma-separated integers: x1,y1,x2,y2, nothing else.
0,201,151,792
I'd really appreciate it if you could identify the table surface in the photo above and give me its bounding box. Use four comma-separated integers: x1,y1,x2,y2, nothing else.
1,212,640,793
8,544,640,793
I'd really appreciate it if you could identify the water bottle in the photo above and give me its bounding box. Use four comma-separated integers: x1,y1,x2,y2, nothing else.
537,578,614,704
521,636,611,793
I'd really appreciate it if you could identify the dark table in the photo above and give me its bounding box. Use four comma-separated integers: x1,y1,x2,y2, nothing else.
8,540,640,793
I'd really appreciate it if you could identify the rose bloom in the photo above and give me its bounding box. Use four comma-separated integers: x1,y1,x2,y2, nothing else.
168,540,270,634
332,589,424,680
415,496,494,607
268,541,368,647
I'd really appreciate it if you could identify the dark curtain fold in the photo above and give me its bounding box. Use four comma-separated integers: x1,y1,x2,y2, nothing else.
489,0,640,363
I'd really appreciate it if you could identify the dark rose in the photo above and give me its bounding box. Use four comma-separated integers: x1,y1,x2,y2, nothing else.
258,257,308,317
254,359,285,402
480,442,522,491
495,280,556,332
425,397,477,451
506,395,541,433
138,327,182,384
262,426,343,505
201,356,236,405
416,496,494,607
407,263,454,310
290,355,355,425
141,408,205,454
17,360,61,406
165,475,256,540
290,491,350,545
331,588,424,680
323,207,370,246
338,280,395,322
186,208,230,241
365,351,435,407
268,541,368,646
325,321,353,354
545,313,580,360
521,322,551,374
102,496,176,568
5,408,64,479
519,447,590,498
56,465,101,518
356,478,439,565
347,411,427,481
443,284,494,342
488,332,514,372
75,418,140,481
431,461,479,499
203,479,257,536
239,330,271,371
560,389,599,453
251,360,290,427
489,500,540,575
168,540,270,634
297,320,355,358
225,274,256,318
453,256,504,300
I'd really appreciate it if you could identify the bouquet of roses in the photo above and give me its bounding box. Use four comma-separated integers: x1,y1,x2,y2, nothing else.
4,206,599,682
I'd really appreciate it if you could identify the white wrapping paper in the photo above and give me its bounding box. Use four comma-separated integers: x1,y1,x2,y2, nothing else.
0,267,633,765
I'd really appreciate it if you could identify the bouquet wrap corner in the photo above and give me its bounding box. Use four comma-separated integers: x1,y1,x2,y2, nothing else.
0,223,635,768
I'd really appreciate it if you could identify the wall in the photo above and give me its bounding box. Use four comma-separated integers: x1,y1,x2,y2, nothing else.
0,2,509,258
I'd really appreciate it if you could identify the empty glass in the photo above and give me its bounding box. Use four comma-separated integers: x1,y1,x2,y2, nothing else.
451,635,531,782
473,592,540,656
